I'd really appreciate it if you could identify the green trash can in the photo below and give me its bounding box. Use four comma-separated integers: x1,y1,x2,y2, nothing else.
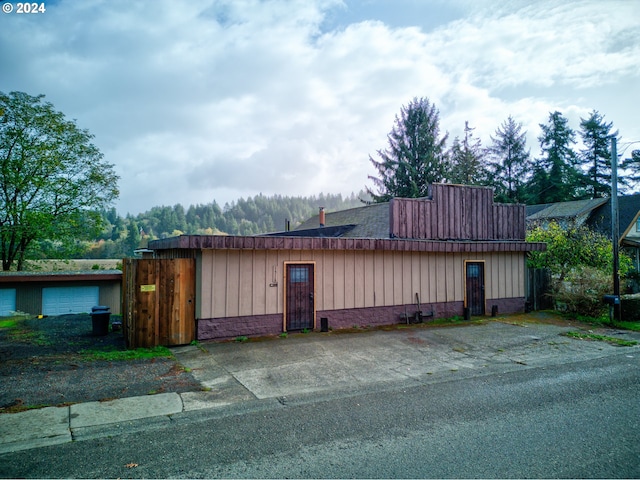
91,306,111,336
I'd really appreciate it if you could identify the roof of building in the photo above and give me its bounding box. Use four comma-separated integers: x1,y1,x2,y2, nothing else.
0,270,122,284
586,194,640,239
294,202,390,238
525,198,608,222
525,194,640,244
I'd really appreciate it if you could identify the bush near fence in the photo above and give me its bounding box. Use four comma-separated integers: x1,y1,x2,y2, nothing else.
621,295,640,321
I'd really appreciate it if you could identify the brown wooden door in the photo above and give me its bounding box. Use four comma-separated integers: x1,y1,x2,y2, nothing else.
286,264,314,331
123,258,195,348
466,262,485,316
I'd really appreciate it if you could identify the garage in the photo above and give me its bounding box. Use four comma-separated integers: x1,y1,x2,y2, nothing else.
42,286,100,315
0,289,17,316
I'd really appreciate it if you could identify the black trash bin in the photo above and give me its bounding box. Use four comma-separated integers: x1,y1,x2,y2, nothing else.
91,306,111,336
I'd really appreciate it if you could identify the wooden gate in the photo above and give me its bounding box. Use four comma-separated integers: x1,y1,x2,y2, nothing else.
122,258,195,348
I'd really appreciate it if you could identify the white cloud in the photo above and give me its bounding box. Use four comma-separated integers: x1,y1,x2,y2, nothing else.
1,0,638,214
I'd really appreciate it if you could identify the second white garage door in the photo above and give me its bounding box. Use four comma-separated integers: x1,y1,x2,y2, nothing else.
42,286,100,315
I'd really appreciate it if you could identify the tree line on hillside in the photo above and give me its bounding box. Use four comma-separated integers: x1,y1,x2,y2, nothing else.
35,192,367,261
368,97,640,205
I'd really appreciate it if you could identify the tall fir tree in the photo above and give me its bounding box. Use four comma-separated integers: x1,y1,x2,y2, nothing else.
367,97,448,202
486,116,531,203
447,121,489,185
621,149,640,186
579,110,618,198
527,111,583,204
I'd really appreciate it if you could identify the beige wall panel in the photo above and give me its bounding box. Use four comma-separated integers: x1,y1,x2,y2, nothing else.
252,251,267,315
482,254,493,300
354,251,365,308
199,251,212,318
238,252,253,316
498,254,508,299
344,251,356,309
363,251,375,307
212,251,229,318
374,251,385,306
322,250,335,310
392,253,404,305
489,253,500,300
401,252,413,305
411,252,422,304
383,251,395,305
333,250,346,310
435,255,447,302
455,255,464,301
199,248,527,321
315,250,324,309
265,251,280,313
507,253,516,298
517,254,525,296
423,254,436,303
225,250,241,317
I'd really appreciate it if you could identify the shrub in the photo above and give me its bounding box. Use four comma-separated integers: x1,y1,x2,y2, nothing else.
621,296,640,321
554,266,611,317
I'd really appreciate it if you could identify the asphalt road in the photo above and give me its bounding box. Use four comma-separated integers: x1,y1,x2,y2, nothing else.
1,349,638,478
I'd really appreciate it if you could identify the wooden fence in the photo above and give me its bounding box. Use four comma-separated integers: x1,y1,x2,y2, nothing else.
122,258,196,348
526,267,553,311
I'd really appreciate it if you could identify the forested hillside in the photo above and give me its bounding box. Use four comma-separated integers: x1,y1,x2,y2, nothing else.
31,192,367,261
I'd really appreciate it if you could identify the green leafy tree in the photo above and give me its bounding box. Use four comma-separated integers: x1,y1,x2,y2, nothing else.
367,97,449,202
0,91,119,270
527,111,583,204
579,110,619,198
447,121,489,185
486,116,531,203
527,222,631,281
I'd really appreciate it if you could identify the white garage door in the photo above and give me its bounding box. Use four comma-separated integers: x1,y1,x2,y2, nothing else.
0,289,17,316
42,286,100,315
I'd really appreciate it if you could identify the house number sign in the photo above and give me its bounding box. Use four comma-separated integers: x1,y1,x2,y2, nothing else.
140,284,156,292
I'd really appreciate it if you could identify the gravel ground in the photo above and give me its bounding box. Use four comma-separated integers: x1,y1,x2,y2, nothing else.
0,314,202,412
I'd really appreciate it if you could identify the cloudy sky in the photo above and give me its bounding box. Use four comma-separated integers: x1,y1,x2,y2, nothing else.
1,0,639,215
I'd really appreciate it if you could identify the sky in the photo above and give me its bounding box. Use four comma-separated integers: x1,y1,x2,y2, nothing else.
1,0,639,215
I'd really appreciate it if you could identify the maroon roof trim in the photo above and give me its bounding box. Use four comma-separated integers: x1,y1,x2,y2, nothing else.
149,235,546,253
0,272,122,284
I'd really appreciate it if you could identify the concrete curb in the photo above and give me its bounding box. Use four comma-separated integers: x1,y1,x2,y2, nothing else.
0,393,187,454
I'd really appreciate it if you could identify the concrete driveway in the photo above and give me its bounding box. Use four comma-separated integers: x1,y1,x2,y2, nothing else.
172,316,639,411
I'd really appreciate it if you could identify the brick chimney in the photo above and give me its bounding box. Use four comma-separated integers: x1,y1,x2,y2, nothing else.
319,207,325,227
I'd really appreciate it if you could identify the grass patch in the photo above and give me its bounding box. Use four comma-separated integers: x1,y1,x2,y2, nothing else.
235,336,249,343
615,321,640,332
0,314,52,345
564,331,638,347
0,319,19,329
79,345,174,361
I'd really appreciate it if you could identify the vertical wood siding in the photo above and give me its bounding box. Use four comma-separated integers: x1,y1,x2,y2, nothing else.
198,249,525,319
390,184,525,241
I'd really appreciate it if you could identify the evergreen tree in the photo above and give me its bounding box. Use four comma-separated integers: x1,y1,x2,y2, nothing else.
579,110,618,198
447,121,489,185
486,116,530,203
367,97,449,202
527,111,582,204
621,149,640,186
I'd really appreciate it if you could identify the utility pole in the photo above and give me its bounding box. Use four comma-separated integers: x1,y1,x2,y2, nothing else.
611,137,620,322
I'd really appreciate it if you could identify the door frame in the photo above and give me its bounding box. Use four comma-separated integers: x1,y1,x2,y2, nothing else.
283,261,316,332
464,260,486,316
